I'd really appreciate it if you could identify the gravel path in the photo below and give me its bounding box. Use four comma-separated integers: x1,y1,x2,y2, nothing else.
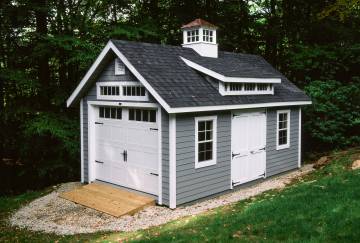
10,164,313,235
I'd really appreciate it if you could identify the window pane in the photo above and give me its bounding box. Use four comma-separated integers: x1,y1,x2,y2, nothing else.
198,121,206,131
129,109,134,120
205,131,212,140
105,107,110,118
116,108,122,119
100,87,104,95
122,86,127,96
143,110,149,121
205,151,212,160
116,87,119,95
111,107,116,119
99,107,104,118
127,86,131,96
198,131,205,141
141,87,145,96
135,109,141,121
279,130,287,145
136,86,140,96
205,141,212,151
206,121,212,130
104,86,108,95
132,86,136,96
198,152,205,162
108,87,111,95
150,110,156,122
112,87,116,95
198,143,205,152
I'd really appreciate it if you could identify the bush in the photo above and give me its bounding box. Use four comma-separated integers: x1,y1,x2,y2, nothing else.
303,79,360,152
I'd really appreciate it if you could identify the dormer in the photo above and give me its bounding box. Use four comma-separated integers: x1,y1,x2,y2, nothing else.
181,19,218,58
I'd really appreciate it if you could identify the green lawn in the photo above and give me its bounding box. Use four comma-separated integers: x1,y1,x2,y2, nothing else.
1,148,360,243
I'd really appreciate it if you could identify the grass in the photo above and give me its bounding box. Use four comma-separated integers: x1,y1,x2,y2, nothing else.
1,148,359,242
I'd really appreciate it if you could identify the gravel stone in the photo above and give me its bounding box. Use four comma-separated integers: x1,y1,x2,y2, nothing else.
9,165,313,235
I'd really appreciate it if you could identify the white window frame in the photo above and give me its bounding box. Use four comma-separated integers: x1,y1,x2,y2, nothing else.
195,116,217,169
276,109,291,150
96,81,149,101
115,58,125,75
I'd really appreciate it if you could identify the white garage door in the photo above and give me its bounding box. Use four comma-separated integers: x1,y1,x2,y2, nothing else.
231,110,266,185
94,106,159,195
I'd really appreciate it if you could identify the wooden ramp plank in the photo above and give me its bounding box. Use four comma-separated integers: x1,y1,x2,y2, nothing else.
60,183,155,217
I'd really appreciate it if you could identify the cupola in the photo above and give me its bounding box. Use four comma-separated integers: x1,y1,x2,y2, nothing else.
181,18,218,58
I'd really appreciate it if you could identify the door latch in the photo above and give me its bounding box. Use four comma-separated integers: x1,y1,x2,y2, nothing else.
95,160,104,164
95,122,103,125
122,150,127,162
150,128,158,131
259,147,266,151
232,152,240,158
150,173,159,176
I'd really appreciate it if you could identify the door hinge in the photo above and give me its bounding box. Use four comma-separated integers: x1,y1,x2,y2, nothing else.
259,172,266,177
232,152,241,158
95,160,104,164
122,150,127,162
150,128,158,131
95,122,103,125
150,172,159,176
259,147,266,151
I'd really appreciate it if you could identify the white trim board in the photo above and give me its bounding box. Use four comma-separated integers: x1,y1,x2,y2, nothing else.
169,114,177,209
80,99,84,183
180,57,281,84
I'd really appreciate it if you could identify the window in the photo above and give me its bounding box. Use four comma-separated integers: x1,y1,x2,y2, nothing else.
99,106,122,120
97,82,148,101
99,85,120,96
221,82,274,95
195,116,217,168
187,30,199,43
244,83,256,91
276,110,290,150
203,29,213,42
123,86,146,97
129,108,156,123
115,58,125,75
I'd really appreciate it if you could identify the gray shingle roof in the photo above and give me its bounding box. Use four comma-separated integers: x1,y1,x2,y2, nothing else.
111,39,310,108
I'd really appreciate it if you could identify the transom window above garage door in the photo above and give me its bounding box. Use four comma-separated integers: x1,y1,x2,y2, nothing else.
96,82,148,101
99,106,122,119
129,108,156,123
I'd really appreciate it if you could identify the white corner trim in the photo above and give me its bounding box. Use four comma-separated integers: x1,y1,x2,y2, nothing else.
157,107,163,205
180,57,281,84
67,41,171,112
80,99,84,183
194,116,217,169
169,114,176,209
168,101,312,114
276,109,291,150
298,108,302,168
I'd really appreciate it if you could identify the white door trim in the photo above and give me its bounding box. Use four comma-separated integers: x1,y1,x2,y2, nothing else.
87,101,162,201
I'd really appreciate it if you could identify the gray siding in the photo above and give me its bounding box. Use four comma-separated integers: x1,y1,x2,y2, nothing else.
161,109,170,205
176,112,232,205
82,57,153,183
266,107,300,177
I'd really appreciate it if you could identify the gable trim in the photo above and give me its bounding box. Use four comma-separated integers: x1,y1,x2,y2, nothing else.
180,57,282,83
66,41,171,112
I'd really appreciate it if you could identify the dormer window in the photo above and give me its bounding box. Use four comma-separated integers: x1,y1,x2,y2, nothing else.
220,82,274,95
203,29,214,43
187,30,199,43
97,81,149,101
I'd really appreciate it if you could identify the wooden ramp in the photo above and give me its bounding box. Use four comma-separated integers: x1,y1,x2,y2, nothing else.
60,183,155,217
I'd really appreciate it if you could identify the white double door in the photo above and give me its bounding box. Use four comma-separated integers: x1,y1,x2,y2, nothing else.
94,107,159,195
231,110,266,185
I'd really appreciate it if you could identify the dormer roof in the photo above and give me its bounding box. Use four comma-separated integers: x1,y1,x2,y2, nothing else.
181,18,218,29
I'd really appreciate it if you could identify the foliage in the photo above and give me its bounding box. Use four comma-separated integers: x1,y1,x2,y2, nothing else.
304,80,360,150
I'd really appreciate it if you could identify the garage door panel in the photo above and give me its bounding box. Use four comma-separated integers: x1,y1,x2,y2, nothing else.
94,106,159,196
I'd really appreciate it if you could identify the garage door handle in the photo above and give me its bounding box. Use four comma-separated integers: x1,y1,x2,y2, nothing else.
150,128,158,131
95,160,104,164
95,122,103,125
150,173,159,176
